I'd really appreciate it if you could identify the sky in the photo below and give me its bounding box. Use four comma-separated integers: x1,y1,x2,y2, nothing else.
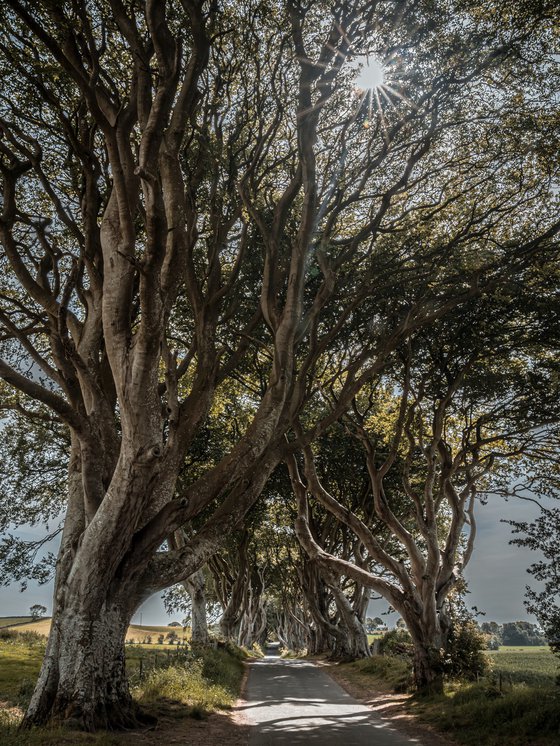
0,493,546,627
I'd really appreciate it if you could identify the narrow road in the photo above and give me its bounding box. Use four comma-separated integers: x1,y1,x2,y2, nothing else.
243,649,423,745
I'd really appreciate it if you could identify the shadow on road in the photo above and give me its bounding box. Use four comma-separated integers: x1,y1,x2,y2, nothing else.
244,653,422,745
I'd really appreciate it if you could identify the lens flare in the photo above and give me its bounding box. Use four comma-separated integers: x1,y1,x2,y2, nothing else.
355,57,385,91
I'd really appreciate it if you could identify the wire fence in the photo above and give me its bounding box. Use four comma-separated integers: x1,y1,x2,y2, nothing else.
128,644,193,684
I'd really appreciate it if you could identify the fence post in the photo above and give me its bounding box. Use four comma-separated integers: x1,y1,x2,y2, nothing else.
139,657,143,681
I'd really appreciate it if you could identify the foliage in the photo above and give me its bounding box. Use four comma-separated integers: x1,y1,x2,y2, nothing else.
0,411,67,588
509,507,560,662
444,620,489,681
0,0,558,725
28,605,46,621
378,628,414,659
501,621,546,647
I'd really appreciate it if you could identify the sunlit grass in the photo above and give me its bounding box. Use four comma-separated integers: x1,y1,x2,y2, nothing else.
337,646,560,745
133,646,246,719
3,618,191,644
338,655,412,692
0,629,247,743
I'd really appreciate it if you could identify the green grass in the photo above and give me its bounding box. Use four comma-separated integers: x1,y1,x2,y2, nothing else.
411,683,560,746
0,631,45,704
489,647,558,688
133,644,247,719
0,629,247,743
338,646,560,745
338,655,412,693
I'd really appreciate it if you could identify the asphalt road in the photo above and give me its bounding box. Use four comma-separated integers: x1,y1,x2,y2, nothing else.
244,650,424,745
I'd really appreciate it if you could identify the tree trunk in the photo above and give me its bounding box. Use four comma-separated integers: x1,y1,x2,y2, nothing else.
412,640,445,695
404,611,448,694
328,579,370,659
22,599,151,731
185,570,209,644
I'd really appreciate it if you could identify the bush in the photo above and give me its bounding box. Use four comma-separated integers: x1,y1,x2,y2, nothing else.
444,620,490,681
378,628,414,659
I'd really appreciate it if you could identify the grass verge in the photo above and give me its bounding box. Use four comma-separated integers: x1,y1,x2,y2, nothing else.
0,631,247,745
410,682,560,746
133,643,247,719
332,651,560,746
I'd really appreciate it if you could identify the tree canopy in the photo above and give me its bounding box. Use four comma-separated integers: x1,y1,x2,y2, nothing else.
0,0,558,730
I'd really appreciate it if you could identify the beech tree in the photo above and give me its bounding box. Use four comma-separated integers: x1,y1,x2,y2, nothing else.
0,0,558,729
510,500,560,657
291,291,560,692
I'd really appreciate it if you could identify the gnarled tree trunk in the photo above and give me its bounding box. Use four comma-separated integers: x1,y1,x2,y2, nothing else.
327,575,370,659
185,570,209,645
23,592,142,730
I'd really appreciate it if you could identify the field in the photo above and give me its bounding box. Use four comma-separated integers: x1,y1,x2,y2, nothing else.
0,617,34,628
2,617,189,644
489,646,558,687
1,626,558,746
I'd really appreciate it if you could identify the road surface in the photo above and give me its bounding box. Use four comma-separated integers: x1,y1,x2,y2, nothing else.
244,650,424,745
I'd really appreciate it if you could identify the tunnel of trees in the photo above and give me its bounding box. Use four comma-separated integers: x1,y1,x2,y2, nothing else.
0,0,558,730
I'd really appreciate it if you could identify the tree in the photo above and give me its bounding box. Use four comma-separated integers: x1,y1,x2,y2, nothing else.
29,604,47,621
501,621,546,647
0,0,558,729
510,506,560,656
292,289,560,691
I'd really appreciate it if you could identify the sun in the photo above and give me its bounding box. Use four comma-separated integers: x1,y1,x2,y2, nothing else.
355,57,385,91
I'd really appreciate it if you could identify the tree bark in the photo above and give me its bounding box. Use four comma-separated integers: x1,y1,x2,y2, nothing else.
22,597,150,731
328,578,370,659
185,570,209,645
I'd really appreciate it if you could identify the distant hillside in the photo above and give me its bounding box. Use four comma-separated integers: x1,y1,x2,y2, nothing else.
3,618,189,642
0,616,35,628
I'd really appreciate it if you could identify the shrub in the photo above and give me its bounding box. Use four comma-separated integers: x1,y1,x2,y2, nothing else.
0,629,44,645
378,628,414,659
444,620,490,680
